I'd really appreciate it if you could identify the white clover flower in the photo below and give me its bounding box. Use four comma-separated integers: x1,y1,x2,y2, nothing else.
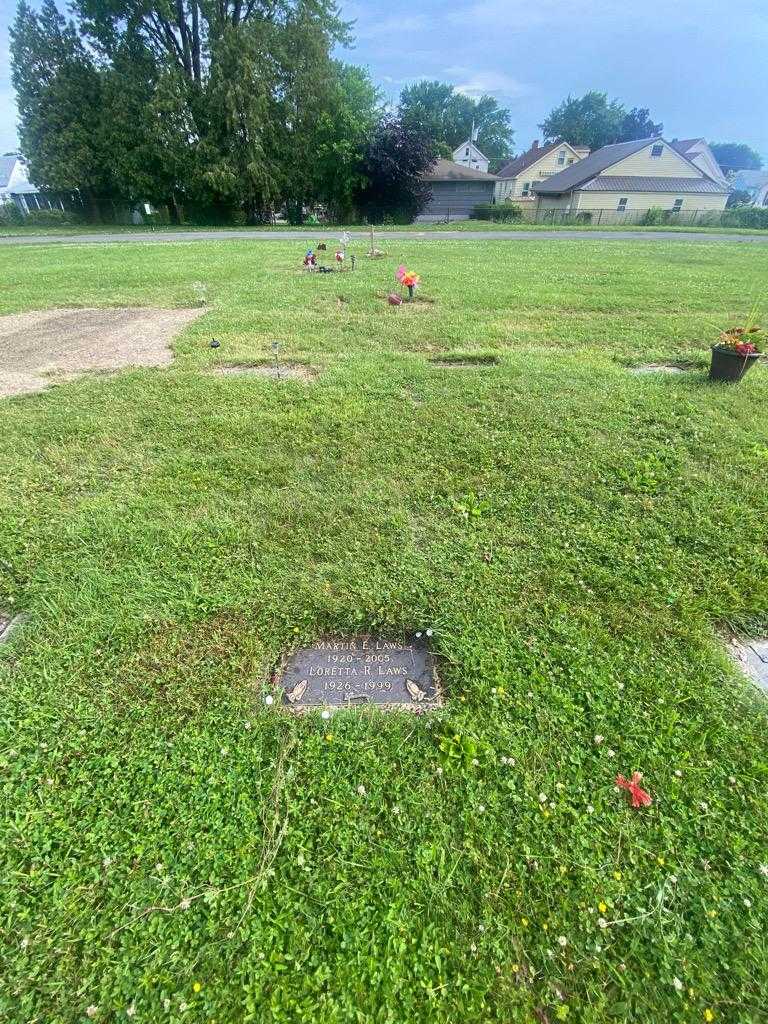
538,793,548,803
220,748,229,756
126,1005,136,1017
102,856,112,868
179,1003,188,1012
728,775,736,785
426,628,433,637
471,758,479,766
415,631,422,638
597,917,608,929
586,804,595,814
357,784,367,797
264,695,274,706
669,874,678,884
20,937,29,950
607,749,616,758
244,721,252,730
491,688,497,695
435,766,443,775
86,1008,99,1019
594,735,604,745
321,710,331,720
617,682,625,690
46,778,54,785
700,801,708,811
163,999,171,1011
392,805,400,815
744,898,752,908
478,924,485,932
558,935,567,947
478,804,486,813
673,977,684,992
674,769,682,778
760,864,768,877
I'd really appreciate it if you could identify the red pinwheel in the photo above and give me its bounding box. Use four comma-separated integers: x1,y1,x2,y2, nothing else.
616,772,652,809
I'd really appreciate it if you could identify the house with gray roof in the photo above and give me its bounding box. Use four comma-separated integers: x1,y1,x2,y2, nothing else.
532,137,730,221
418,159,497,221
0,155,54,214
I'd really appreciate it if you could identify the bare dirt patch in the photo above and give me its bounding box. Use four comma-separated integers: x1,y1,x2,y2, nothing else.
629,362,694,375
212,362,317,382
0,306,205,398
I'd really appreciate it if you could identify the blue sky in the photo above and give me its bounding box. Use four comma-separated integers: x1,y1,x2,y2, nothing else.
1,0,767,158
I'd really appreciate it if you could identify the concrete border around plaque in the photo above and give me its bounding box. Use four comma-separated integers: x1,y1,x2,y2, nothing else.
272,634,442,712
0,612,27,645
728,635,768,693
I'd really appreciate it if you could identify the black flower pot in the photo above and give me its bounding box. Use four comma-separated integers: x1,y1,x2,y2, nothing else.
709,345,760,383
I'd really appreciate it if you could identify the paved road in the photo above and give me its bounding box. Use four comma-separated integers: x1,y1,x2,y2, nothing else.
2,228,767,246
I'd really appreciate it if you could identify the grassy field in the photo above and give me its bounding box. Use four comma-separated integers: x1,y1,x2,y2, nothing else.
1,238,767,1024
2,219,767,237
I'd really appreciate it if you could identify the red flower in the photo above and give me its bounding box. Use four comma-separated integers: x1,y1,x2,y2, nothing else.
616,772,652,808
735,342,756,355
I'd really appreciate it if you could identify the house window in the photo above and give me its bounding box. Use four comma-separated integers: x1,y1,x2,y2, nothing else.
522,182,532,196
465,147,470,156
567,158,574,164
672,198,683,212
651,144,664,158
617,197,628,212
557,149,566,165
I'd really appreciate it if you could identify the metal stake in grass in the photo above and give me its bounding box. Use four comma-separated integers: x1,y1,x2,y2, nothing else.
272,340,281,380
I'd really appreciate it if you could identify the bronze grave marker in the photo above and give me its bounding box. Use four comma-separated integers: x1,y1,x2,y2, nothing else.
274,635,440,710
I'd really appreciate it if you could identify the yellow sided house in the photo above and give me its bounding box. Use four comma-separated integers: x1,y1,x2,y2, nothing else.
532,137,730,223
495,139,590,203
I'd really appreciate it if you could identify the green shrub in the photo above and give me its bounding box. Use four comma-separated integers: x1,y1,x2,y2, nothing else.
23,207,81,227
721,206,768,229
472,202,523,222
640,207,670,226
0,201,25,226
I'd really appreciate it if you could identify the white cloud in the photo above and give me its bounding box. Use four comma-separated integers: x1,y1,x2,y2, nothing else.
449,70,533,100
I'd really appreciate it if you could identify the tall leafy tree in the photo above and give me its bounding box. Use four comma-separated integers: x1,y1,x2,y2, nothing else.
617,107,663,143
353,115,438,224
539,92,662,151
710,142,763,173
399,80,513,162
12,0,376,221
10,0,118,216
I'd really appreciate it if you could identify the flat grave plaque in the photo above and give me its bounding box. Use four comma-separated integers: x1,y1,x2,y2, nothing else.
274,635,440,710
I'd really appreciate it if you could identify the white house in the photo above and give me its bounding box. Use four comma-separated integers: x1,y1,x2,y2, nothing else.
0,155,56,213
452,140,490,174
670,139,728,187
533,137,730,221
729,170,768,206
494,140,590,202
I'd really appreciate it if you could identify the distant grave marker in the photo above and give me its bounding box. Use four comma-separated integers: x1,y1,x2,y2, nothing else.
274,635,441,711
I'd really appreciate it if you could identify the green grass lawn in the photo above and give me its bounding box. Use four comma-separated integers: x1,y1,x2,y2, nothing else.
1,239,767,1024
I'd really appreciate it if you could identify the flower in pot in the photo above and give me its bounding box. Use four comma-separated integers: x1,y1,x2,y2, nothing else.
396,265,421,301
710,315,762,383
